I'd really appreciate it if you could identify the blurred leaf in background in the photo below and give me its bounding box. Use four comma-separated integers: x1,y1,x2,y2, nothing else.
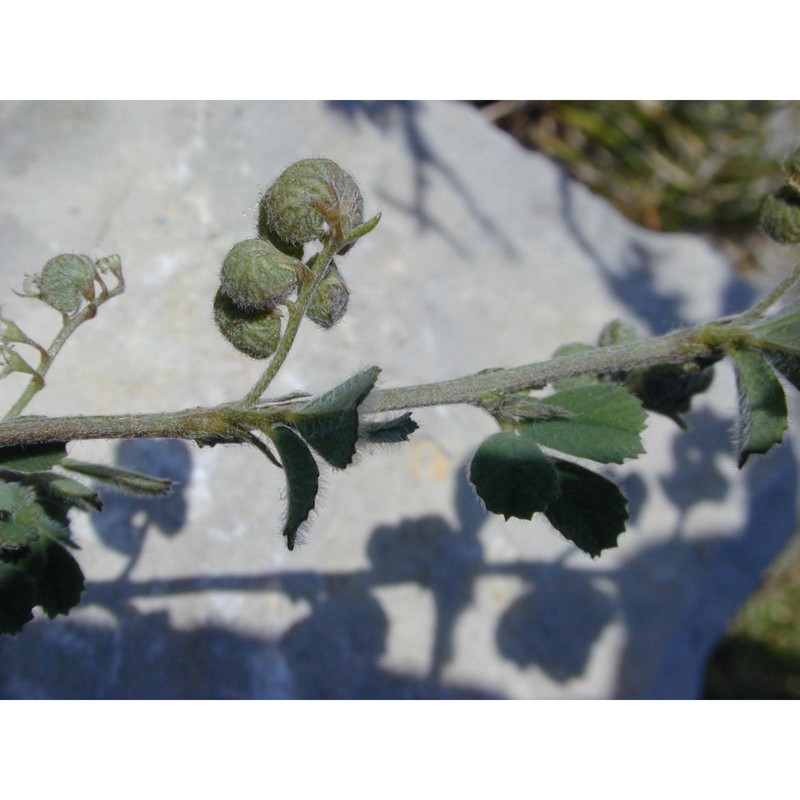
475,100,799,273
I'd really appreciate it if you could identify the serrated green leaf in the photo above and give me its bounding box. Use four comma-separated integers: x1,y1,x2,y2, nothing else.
469,432,560,521
289,366,381,468
0,562,36,635
0,481,44,553
358,412,418,444
267,426,320,550
731,348,788,467
520,384,646,464
60,458,174,497
544,459,629,557
28,536,85,618
751,300,800,355
0,442,66,472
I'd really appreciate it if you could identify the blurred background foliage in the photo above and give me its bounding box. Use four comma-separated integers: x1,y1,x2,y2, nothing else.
474,100,799,274
474,100,800,698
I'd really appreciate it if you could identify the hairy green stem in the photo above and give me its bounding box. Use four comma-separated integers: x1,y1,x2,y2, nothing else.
737,258,800,325
0,320,722,448
241,238,338,406
3,276,125,421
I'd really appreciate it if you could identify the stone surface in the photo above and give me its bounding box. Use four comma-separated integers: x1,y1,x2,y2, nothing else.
0,100,796,698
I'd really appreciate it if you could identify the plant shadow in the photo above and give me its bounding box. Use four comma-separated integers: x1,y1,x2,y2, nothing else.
1,396,795,699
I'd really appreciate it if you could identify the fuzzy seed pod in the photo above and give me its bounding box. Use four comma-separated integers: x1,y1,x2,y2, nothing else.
782,147,800,195
261,158,364,245
37,254,96,314
306,262,350,329
760,186,800,245
213,288,282,359
257,203,304,260
219,238,301,310
598,319,641,347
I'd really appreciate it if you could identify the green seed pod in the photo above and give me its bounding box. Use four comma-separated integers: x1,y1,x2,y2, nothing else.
220,238,300,310
261,158,364,245
38,254,96,314
597,319,641,347
782,147,800,195
257,202,304,260
306,261,350,329
213,288,282,359
760,186,800,245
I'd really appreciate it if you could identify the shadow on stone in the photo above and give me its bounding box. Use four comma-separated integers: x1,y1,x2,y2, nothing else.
327,100,517,258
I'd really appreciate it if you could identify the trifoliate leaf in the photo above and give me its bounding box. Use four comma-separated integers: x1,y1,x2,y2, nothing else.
28,536,85,618
469,432,560,521
750,300,800,355
520,384,646,464
61,458,174,497
0,442,66,472
0,562,36,635
358,412,418,444
544,459,628,557
731,348,788,467
289,366,381,468
267,426,320,550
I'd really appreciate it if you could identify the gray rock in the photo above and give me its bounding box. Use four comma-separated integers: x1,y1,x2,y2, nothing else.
0,100,795,698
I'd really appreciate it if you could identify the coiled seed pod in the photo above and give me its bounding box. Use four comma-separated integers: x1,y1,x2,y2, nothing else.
306,261,350,329
220,238,301,310
260,158,364,245
760,186,800,245
782,147,800,195
213,288,282,359
37,254,96,314
257,203,304,260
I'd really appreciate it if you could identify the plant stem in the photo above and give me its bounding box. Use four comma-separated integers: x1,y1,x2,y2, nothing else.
737,258,800,325
241,238,338,406
0,320,721,448
3,275,125,421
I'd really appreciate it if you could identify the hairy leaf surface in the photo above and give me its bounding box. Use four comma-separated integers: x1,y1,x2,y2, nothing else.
751,300,800,355
732,348,788,467
290,366,381,468
545,460,628,557
61,458,173,497
521,384,645,463
0,442,66,472
469,432,560,521
268,426,319,550
358,412,418,444
30,536,85,618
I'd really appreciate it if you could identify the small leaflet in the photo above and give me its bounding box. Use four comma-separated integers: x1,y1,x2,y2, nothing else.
289,366,381,468
0,442,67,473
731,348,788,467
751,300,800,355
358,412,418,444
520,384,646,464
544,459,629,558
469,432,560,521
61,458,174,497
267,426,320,550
